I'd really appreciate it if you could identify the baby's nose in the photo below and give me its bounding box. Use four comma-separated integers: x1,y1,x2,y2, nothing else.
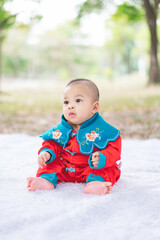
68,103,74,109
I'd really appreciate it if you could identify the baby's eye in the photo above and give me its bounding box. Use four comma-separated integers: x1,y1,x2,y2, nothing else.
76,98,81,103
64,100,69,105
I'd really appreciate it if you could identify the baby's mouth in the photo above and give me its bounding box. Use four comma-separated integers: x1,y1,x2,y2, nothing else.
69,112,76,117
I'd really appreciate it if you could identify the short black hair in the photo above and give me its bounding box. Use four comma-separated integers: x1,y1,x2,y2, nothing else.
66,78,99,101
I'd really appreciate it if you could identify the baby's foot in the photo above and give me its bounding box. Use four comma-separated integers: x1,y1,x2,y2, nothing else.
83,181,112,195
27,177,54,191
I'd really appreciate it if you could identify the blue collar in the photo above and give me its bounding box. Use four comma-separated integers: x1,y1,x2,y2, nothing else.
40,112,120,154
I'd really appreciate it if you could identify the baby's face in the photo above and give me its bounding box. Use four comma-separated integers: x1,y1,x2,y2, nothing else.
63,83,98,130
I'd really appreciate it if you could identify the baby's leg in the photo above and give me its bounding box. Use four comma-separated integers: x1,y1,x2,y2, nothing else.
83,181,112,195
28,156,63,191
27,177,54,191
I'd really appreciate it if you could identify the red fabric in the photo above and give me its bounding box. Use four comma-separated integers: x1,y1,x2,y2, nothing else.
36,132,121,186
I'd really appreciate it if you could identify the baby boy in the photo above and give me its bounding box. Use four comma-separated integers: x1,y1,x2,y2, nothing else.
27,79,121,195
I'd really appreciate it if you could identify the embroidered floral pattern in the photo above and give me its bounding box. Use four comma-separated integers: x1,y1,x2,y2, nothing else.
52,129,62,139
86,130,100,142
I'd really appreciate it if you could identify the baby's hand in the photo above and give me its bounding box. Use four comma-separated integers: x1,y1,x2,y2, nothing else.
91,152,99,167
38,151,51,168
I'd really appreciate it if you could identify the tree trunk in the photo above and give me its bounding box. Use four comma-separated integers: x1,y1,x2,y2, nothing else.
143,0,160,85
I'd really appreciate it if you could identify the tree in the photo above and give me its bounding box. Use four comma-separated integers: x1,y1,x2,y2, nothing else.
0,0,16,92
76,0,160,85
142,0,160,84
0,0,42,93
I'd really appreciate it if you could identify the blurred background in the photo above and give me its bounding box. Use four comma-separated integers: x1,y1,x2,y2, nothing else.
0,0,160,138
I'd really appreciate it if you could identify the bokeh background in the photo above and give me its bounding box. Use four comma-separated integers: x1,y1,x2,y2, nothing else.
0,0,160,138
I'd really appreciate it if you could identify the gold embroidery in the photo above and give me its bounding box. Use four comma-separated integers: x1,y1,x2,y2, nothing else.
81,140,85,145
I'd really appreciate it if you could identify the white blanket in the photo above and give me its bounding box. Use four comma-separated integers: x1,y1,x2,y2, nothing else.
0,134,160,240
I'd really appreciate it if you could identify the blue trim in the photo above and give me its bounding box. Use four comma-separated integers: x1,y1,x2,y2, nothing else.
40,112,120,154
88,151,106,169
64,148,76,156
77,113,120,154
40,173,58,188
39,148,56,164
86,174,106,184
70,132,76,137
61,115,73,129
40,117,73,147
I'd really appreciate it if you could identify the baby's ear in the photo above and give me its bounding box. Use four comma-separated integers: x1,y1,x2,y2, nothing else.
93,101,99,113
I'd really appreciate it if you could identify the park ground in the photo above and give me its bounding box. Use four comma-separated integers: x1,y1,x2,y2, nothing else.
0,75,160,139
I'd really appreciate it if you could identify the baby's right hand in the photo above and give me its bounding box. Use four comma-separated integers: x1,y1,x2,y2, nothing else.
38,151,51,168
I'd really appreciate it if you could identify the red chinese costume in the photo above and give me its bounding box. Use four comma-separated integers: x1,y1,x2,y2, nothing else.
36,112,122,187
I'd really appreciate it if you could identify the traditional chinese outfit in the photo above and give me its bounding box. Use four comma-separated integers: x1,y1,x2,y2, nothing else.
36,112,122,187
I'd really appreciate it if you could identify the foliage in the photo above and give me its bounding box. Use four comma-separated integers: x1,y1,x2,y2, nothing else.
112,2,145,22
2,20,115,80
2,25,30,76
104,2,147,75
0,0,43,93
0,0,16,41
76,0,105,21
1,0,160,82
76,0,160,84
2,16,150,80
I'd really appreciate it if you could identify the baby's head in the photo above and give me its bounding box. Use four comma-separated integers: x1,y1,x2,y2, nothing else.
63,79,99,130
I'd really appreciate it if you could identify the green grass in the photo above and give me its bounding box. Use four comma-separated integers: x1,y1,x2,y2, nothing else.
99,82,160,111
0,82,160,116
100,94,160,111
0,89,62,115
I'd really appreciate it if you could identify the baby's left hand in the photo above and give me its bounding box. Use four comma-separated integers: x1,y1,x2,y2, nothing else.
91,152,99,167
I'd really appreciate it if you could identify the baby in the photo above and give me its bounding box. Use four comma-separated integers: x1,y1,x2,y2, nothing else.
27,79,121,195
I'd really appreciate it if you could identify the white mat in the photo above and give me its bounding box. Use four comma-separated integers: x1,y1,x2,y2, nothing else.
0,134,160,240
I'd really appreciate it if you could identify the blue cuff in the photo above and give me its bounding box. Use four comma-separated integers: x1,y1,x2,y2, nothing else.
39,148,56,164
86,174,105,184
88,151,106,169
40,173,58,188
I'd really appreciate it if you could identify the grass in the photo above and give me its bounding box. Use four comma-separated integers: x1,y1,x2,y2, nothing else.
0,88,62,115
101,93,160,111
1,82,159,115
0,77,160,138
